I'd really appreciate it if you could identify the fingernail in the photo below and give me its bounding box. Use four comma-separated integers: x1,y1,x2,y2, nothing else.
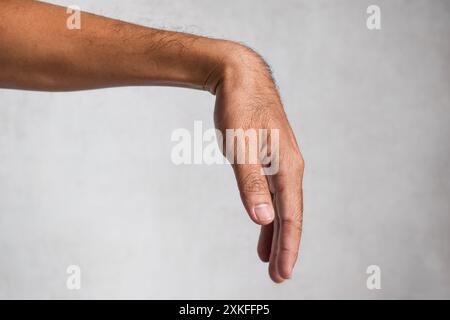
254,204,274,223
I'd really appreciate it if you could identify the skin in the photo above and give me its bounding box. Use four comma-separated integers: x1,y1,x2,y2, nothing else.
0,0,304,283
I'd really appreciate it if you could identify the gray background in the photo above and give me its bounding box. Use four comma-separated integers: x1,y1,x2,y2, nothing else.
0,0,449,299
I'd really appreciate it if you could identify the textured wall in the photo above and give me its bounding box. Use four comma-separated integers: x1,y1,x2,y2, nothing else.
0,0,449,299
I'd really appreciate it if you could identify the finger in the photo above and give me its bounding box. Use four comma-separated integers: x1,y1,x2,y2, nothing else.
257,222,273,262
276,171,303,279
233,164,275,225
268,207,284,283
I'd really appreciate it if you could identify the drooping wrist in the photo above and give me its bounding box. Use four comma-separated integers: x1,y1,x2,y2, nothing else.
207,41,276,96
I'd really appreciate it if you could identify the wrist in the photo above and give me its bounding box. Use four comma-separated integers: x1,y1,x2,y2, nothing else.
206,40,272,95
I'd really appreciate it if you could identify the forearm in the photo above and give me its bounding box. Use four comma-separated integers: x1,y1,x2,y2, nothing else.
0,0,230,92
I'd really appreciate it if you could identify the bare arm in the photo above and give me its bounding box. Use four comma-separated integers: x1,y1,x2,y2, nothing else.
0,0,226,91
0,0,304,283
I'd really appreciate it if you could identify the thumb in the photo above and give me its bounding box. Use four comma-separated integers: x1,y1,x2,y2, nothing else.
232,163,275,225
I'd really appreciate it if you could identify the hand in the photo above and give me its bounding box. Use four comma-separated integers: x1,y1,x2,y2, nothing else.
0,0,304,283
210,43,305,283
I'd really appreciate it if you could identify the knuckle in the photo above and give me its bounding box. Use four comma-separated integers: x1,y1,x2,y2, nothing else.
279,244,298,257
240,171,269,194
279,246,292,255
281,151,304,175
293,154,305,172
298,155,305,170
281,215,302,233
